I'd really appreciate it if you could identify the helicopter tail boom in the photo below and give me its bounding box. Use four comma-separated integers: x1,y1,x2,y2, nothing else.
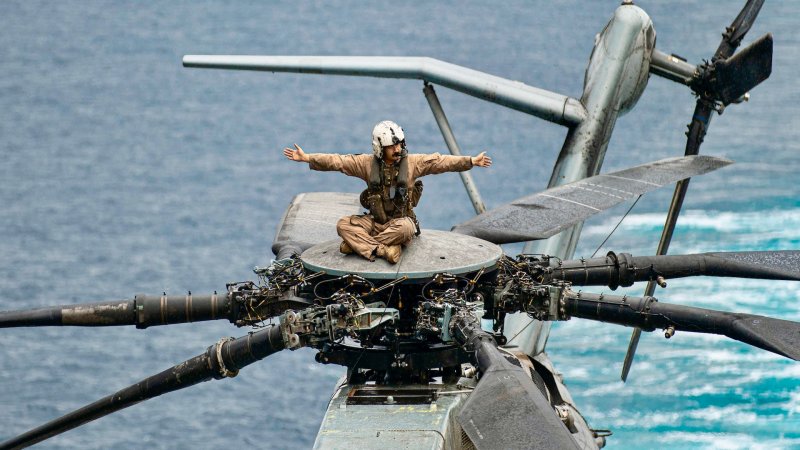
182,55,587,127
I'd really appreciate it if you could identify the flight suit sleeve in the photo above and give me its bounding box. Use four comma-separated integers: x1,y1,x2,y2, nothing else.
308,153,371,181
412,153,473,178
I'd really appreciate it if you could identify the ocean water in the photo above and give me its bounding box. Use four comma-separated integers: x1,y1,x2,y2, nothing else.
0,1,798,448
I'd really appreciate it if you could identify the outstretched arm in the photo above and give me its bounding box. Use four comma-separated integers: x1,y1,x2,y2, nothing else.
414,151,493,177
283,143,310,163
283,144,370,181
470,151,492,168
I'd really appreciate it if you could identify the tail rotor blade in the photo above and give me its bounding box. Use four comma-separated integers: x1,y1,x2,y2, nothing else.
0,325,285,449
715,0,766,58
709,33,773,105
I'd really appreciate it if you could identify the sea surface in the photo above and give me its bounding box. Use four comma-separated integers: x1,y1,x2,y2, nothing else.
1,1,798,448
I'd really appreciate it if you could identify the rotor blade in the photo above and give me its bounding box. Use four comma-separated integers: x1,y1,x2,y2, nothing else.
714,0,765,59
0,293,232,329
552,250,800,288
0,325,285,449
451,155,731,244
624,115,712,379
451,315,579,449
564,291,800,361
623,113,710,380
712,33,773,105
272,192,363,259
624,0,768,382
183,55,587,127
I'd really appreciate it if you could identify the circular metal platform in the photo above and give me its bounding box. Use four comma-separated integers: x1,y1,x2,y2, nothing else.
300,229,504,280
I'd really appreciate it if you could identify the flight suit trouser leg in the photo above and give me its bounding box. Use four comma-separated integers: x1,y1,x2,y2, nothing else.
373,217,416,246
336,215,383,260
336,215,415,260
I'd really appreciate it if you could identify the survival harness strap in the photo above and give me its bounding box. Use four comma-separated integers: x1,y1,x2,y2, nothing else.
361,154,422,234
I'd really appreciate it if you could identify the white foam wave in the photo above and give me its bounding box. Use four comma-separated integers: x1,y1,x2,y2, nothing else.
586,208,800,233
594,408,681,429
683,384,726,396
702,363,800,384
582,208,800,252
582,381,627,397
655,432,800,450
789,389,800,416
686,405,768,425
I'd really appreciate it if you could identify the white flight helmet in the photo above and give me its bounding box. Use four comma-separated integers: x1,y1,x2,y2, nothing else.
371,120,406,158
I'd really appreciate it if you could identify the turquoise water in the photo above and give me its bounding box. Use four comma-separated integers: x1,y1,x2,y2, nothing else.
0,1,798,448
552,209,800,449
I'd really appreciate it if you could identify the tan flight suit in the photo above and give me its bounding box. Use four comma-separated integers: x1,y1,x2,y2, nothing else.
309,152,473,259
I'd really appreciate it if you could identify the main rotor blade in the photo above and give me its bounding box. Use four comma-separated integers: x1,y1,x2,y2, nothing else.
0,325,285,449
452,155,731,244
0,293,232,329
565,291,800,361
272,192,363,260
552,250,800,288
451,315,580,449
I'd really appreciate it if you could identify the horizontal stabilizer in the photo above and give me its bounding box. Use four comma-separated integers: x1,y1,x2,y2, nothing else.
272,192,363,259
452,155,732,244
